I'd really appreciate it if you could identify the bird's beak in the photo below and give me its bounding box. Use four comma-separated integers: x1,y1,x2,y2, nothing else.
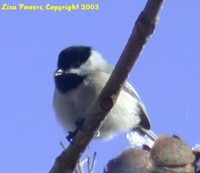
54,69,64,77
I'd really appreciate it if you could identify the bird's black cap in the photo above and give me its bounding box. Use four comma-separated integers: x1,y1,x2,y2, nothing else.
57,46,91,70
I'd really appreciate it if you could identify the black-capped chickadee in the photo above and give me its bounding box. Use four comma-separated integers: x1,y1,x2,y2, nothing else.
53,46,156,140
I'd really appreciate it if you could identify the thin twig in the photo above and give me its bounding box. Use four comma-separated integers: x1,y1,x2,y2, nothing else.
90,152,97,173
87,152,97,173
76,159,85,173
60,142,66,150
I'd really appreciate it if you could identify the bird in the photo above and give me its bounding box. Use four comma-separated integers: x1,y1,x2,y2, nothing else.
53,46,157,141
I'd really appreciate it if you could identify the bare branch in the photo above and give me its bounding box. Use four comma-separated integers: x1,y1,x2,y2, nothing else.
49,0,164,173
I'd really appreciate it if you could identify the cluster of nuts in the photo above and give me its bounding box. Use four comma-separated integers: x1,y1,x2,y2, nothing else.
105,136,199,173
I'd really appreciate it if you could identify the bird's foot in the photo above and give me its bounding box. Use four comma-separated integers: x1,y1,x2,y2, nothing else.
66,118,85,143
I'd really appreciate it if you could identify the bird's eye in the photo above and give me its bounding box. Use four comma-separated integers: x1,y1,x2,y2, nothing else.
75,61,81,67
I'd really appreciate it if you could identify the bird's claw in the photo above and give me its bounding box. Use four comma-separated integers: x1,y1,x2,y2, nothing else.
66,118,85,143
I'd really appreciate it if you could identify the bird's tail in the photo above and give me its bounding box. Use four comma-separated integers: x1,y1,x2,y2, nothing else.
133,127,158,141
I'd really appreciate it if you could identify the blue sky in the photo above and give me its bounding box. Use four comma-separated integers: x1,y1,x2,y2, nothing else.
1,0,200,172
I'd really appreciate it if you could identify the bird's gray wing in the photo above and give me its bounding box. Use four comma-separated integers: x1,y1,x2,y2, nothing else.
123,82,151,129
103,63,143,102
103,64,141,100
103,63,150,129
122,82,142,102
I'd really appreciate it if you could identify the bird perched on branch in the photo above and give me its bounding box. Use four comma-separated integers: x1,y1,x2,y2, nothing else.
53,46,157,141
